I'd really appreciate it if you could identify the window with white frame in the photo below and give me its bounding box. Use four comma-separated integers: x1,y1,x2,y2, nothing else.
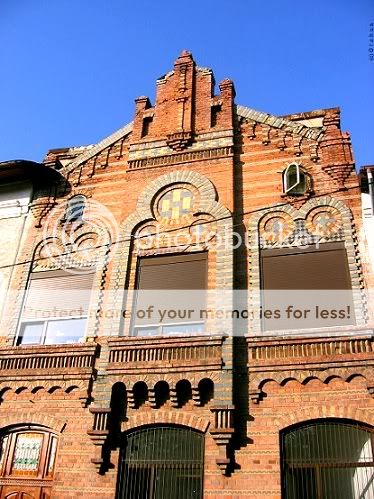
283,163,309,195
132,252,207,336
16,269,94,345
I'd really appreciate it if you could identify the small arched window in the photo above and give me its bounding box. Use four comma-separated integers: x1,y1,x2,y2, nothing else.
65,195,86,222
283,163,310,195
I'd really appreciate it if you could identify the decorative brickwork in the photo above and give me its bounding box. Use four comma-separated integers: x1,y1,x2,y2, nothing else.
0,52,373,497
248,196,367,332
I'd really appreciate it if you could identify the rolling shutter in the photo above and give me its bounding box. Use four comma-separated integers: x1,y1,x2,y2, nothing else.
260,242,355,330
137,252,207,291
261,242,352,290
134,252,207,328
22,270,94,320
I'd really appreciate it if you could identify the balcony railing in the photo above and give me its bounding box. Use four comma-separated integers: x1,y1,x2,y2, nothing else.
248,335,374,362
0,343,98,379
107,334,225,373
247,330,374,374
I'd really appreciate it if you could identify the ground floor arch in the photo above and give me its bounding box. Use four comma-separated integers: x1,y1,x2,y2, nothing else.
281,419,374,499
116,425,204,499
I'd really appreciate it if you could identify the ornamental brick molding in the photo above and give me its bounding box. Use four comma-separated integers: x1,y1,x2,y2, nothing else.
0,412,66,433
166,130,194,151
248,196,366,332
106,169,233,339
122,411,210,433
274,406,374,432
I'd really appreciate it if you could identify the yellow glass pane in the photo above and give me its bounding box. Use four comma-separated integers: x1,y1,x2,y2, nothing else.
171,207,180,219
182,196,191,209
161,199,170,213
172,190,181,202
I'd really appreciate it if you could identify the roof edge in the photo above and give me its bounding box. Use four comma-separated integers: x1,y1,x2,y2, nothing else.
235,104,324,141
61,121,133,175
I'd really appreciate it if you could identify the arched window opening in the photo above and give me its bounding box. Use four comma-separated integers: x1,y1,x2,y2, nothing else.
0,426,58,497
133,381,148,409
281,419,374,499
198,378,214,407
283,163,309,196
65,195,86,223
176,380,192,408
154,381,170,408
118,425,204,499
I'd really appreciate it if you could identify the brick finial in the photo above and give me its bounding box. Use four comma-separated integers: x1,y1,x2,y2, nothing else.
218,79,236,128
322,107,341,130
174,50,194,66
134,96,151,110
319,108,355,187
219,79,236,98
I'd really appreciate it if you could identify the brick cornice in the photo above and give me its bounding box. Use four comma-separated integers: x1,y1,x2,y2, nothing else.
236,105,323,141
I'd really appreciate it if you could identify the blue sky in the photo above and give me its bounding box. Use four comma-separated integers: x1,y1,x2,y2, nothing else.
0,0,373,167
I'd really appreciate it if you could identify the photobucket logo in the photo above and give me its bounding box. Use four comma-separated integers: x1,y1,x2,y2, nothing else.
41,198,120,273
134,222,244,252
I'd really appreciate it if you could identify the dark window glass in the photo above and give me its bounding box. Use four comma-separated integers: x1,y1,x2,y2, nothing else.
284,164,307,195
118,426,204,499
65,195,85,222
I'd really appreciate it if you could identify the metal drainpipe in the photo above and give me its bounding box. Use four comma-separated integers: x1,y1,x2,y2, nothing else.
368,169,374,216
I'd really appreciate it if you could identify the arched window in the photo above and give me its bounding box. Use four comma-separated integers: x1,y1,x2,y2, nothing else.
118,425,204,499
281,420,374,499
0,426,58,497
283,163,310,195
65,195,85,222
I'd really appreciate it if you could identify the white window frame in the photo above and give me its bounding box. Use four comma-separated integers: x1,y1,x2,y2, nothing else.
16,316,88,346
15,269,94,346
283,162,301,194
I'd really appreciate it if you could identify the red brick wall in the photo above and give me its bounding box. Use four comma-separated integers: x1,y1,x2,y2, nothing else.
0,52,373,498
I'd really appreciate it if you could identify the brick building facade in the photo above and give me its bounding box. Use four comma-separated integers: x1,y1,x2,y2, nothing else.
0,51,373,498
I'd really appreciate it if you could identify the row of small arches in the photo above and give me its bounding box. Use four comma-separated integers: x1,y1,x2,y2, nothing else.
0,385,80,399
110,378,214,415
258,373,367,390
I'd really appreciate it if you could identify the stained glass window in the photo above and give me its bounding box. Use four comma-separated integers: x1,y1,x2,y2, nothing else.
11,432,43,475
158,188,193,220
0,436,8,471
0,428,58,483
47,436,57,476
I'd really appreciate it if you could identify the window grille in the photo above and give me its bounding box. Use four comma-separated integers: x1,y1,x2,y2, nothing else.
117,426,204,499
281,420,374,499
